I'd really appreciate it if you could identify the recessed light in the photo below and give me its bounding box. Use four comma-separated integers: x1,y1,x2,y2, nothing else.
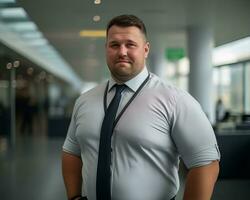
94,0,101,5
93,15,101,22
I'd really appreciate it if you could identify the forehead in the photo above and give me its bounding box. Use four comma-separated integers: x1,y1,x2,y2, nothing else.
107,26,145,42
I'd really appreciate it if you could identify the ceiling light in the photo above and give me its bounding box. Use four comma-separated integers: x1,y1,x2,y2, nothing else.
79,30,106,38
37,45,56,54
213,36,250,65
21,31,43,39
0,7,27,19
13,60,20,68
94,0,101,5
27,38,48,46
7,21,37,32
0,0,15,3
6,62,12,69
93,15,101,22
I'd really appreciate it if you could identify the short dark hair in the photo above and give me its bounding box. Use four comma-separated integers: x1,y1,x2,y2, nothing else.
106,14,147,38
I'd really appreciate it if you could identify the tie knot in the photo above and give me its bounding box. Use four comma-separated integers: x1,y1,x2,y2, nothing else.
115,84,126,94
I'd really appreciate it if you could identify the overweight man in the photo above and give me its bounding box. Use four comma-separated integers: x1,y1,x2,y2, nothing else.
62,14,220,200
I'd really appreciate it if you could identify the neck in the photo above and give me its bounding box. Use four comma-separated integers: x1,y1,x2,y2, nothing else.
111,67,146,84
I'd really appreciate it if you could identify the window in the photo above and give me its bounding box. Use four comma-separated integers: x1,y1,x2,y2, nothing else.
215,64,244,114
244,62,250,113
230,64,243,113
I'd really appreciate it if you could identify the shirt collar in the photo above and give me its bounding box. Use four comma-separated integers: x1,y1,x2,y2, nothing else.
108,67,149,92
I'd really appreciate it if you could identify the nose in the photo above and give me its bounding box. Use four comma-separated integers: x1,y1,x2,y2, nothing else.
118,45,127,57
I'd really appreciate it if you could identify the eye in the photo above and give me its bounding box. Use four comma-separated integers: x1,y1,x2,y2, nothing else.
109,43,119,48
127,43,137,48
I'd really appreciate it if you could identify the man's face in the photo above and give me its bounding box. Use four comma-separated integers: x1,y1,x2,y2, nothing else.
106,25,150,83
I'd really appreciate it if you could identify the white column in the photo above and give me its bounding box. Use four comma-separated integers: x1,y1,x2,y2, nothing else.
187,26,214,123
148,33,167,78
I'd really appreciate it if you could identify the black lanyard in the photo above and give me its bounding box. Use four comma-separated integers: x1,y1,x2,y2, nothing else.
103,73,150,130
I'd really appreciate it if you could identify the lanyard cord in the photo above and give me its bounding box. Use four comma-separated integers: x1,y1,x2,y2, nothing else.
103,73,150,131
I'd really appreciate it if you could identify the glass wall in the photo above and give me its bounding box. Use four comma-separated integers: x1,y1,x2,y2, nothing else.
165,58,189,91
245,62,250,113
229,64,244,113
214,61,250,117
165,58,249,118
0,46,76,141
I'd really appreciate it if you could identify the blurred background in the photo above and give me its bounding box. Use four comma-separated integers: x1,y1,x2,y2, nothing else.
0,0,250,199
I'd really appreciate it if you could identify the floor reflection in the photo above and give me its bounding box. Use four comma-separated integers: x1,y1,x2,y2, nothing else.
0,136,66,200
0,136,250,200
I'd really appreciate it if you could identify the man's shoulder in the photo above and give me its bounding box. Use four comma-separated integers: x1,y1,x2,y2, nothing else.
147,73,200,115
147,73,199,109
82,81,107,96
148,73,187,97
75,81,107,106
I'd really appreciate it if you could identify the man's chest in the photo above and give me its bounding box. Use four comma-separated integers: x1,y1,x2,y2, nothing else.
75,93,174,152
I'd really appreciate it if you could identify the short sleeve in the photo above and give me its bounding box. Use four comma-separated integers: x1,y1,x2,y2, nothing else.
171,92,220,169
62,100,81,156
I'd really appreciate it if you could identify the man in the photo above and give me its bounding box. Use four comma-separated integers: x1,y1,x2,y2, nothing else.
62,14,220,200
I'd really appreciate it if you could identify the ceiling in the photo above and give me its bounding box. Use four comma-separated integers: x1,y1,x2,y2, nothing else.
9,0,250,84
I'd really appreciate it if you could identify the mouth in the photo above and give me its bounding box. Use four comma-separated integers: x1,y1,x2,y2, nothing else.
116,60,131,64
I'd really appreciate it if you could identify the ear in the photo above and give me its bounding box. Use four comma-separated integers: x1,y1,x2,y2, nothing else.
144,42,150,58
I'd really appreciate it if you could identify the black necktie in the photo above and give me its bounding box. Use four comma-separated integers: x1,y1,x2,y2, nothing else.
96,84,126,200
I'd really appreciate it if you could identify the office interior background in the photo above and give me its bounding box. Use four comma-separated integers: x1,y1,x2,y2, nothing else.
0,0,250,199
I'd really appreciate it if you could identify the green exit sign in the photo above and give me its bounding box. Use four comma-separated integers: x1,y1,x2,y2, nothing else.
165,48,185,61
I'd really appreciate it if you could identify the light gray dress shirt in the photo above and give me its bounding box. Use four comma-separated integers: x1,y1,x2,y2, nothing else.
63,67,220,200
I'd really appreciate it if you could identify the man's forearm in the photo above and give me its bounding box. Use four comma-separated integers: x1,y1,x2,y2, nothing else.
183,161,219,200
62,151,83,199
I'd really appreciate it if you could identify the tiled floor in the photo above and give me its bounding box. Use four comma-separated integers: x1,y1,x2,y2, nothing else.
0,136,250,200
